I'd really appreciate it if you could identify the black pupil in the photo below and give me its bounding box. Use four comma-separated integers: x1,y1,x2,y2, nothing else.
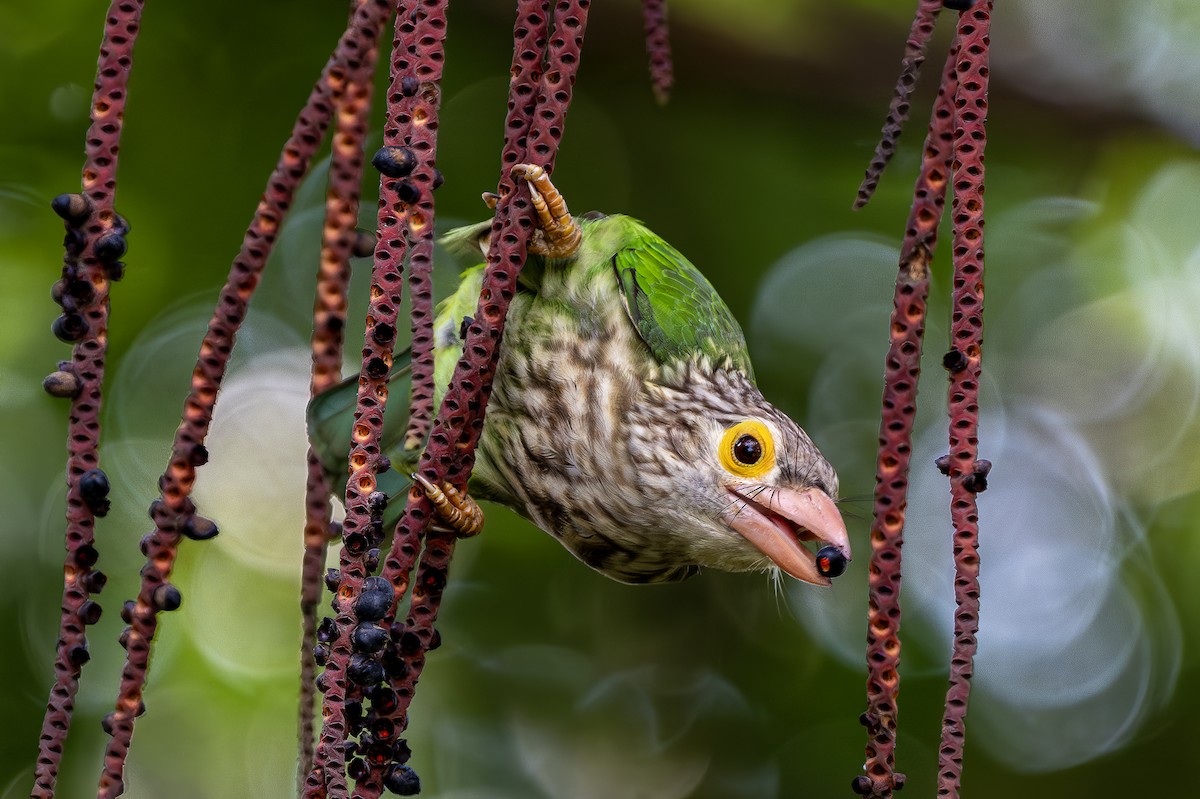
733,434,762,465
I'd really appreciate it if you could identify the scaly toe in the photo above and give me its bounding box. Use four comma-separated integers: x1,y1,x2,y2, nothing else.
411,473,484,538
511,163,581,258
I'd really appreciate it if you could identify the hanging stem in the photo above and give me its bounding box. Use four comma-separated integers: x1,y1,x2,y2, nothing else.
642,0,673,104
305,1,453,795
298,10,383,785
936,3,992,796
402,230,437,451
95,4,391,797
363,0,453,791
358,1,591,794
401,8,449,453
33,2,143,796
856,39,959,799
375,0,550,702
854,0,944,210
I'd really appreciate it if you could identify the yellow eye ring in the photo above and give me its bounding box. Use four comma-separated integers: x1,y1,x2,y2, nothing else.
719,420,776,479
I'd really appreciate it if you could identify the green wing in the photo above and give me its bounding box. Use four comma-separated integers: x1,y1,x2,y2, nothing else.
439,219,493,261
611,224,753,377
306,350,417,528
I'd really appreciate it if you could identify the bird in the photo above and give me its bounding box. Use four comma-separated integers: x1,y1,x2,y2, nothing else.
308,164,850,586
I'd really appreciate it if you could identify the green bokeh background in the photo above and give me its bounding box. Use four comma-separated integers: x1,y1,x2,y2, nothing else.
3,1,1199,797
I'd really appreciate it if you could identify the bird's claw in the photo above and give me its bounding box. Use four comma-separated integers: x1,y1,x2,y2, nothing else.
511,163,582,259
410,473,484,538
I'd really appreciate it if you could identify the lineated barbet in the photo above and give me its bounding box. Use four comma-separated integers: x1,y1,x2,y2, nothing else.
309,165,850,586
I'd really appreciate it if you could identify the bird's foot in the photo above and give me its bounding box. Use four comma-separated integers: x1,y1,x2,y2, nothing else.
512,163,582,258
411,473,484,538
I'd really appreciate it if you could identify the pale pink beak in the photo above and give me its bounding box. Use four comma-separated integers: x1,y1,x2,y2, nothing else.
724,484,851,586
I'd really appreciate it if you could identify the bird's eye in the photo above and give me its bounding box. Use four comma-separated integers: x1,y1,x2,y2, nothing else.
733,434,762,465
719,420,776,479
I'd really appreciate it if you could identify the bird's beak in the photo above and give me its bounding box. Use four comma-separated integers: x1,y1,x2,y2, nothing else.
724,484,851,586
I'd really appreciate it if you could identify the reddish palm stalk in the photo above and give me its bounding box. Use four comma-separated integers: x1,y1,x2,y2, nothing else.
856,40,959,799
402,229,437,451
936,3,993,795
32,3,143,796
96,4,392,797
642,0,673,104
298,16,383,783
383,0,592,656
854,0,944,210
375,0,551,683
306,2,453,796
358,2,592,795
401,2,449,453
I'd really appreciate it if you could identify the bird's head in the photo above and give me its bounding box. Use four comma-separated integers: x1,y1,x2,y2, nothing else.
631,362,851,586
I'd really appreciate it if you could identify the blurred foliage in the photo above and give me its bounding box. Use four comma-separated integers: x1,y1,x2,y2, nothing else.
3,1,1200,797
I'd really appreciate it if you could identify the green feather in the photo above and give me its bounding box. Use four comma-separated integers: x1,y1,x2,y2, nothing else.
438,219,492,261
610,221,753,377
